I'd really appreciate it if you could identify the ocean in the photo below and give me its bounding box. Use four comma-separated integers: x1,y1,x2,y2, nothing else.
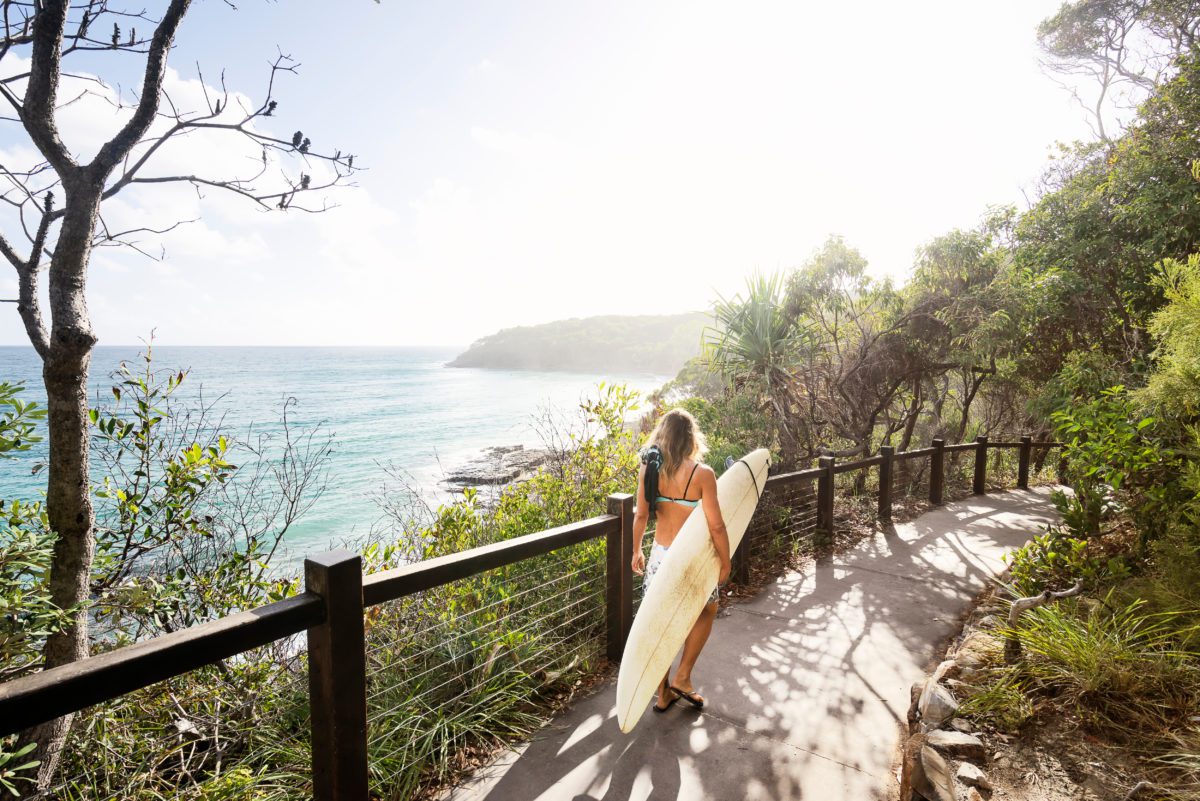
0,346,667,560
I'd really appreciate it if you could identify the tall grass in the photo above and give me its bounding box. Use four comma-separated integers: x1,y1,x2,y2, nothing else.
1010,596,1200,739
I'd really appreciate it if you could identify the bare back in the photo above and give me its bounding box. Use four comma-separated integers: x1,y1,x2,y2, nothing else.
637,459,724,548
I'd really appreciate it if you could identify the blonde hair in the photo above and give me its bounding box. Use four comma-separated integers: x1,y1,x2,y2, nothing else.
646,408,708,479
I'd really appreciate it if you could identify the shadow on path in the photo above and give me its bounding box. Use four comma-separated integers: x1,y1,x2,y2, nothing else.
442,487,1062,801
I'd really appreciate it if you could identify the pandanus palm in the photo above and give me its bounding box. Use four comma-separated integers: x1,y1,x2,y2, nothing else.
705,272,808,465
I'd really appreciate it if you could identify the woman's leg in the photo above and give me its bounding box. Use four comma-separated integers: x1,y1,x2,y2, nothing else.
672,600,718,699
654,671,675,710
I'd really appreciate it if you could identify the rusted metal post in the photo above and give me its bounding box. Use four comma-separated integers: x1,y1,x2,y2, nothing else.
878,446,894,521
1018,435,1032,489
306,550,368,801
606,493,634,661
930,438,945,506
818,456,835,543
973,435,989,495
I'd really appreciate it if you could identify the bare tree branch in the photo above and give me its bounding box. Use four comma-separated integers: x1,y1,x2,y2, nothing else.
21,0,76,176
91,0,191,176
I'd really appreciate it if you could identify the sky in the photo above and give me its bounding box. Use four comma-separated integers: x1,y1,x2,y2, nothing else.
0,1,1096,348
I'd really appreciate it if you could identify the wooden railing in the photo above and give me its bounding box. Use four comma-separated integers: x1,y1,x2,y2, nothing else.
0,436,1058,800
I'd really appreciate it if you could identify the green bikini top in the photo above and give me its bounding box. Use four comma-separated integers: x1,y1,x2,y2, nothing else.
656,463,700,508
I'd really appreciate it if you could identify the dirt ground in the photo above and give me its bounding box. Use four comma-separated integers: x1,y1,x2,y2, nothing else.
923,589,1183,801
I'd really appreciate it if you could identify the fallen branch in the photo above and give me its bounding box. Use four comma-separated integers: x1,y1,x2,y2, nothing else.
1123,780,1153,800
1005,580,1084,663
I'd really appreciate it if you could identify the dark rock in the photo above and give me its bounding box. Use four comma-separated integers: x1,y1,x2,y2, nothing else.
908,682,924,730
912,744,955,801
954,630,1001,669
925,729,987,761
919,682,959,727
444,445,551,486
955,761,991,790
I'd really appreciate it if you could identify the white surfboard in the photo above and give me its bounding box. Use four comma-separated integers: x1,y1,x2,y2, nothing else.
615,448,771,733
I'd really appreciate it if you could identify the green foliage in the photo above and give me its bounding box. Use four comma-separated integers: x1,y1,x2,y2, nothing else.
0,382,45,457
957,670,1034,732
1051,385,1166,536
705,271,800,399
0,383,64,685
673,393,771,476
192,768,268,800
1143,254,1200,417
493,383,641,534
0,741,39,798
1053,386,1161,493
0,499,66,681
91,353,236,609
1004,524,1130,595
0,348,329,799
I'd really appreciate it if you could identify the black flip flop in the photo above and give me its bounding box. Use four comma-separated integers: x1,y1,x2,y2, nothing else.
653,691,678,713
669,686,705,709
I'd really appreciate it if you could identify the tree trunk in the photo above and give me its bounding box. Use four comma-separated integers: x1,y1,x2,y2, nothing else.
955,370,986,444
26,184,102,792
897,380,922,453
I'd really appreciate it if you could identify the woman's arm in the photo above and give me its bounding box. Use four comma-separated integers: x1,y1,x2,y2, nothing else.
632,463,649,575
698,466,731,583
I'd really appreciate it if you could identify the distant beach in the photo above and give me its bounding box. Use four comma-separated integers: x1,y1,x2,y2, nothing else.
0,346,668,558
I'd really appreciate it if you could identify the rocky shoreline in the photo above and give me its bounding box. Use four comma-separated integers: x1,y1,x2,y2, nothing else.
441,444,553,489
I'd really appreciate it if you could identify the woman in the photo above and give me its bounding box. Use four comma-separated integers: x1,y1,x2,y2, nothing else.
632,408,731,712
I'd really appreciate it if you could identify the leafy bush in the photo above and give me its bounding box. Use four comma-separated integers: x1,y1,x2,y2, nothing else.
1004,524,1129,595
672,393,773,476
1051,385,1165,537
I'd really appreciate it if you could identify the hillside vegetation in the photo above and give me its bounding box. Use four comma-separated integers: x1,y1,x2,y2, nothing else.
447,312,707,375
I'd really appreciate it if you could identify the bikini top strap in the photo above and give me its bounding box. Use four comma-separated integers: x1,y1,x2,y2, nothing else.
681,463,699,499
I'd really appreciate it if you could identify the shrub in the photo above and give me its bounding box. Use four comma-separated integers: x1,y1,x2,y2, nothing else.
1004,522,1130,595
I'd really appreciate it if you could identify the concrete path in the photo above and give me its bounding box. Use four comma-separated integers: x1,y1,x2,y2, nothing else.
445,487,1062,801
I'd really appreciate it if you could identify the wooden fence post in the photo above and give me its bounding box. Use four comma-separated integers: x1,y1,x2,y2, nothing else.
818,456,835,543
930,438,945,506
306,550,368,801
973,435,989,495
878,446,894,521
606,493,634,661
1018,435,1032,490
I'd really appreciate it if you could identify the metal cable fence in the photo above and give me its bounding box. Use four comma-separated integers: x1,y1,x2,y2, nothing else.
894,451,934,517
42,638,311,801
986,445,1022,489
833,464,877,534
362,538,609,800
943,450,976,501
895,452,931,499
744,475,819,567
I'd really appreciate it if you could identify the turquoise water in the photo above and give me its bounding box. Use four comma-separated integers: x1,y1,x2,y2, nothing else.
0,346,665,558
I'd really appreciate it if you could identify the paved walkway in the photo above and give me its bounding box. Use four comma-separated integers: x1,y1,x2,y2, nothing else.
445,487,1062,801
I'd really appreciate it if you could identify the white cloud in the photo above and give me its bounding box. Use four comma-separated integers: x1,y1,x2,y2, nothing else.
0,1,1095,348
